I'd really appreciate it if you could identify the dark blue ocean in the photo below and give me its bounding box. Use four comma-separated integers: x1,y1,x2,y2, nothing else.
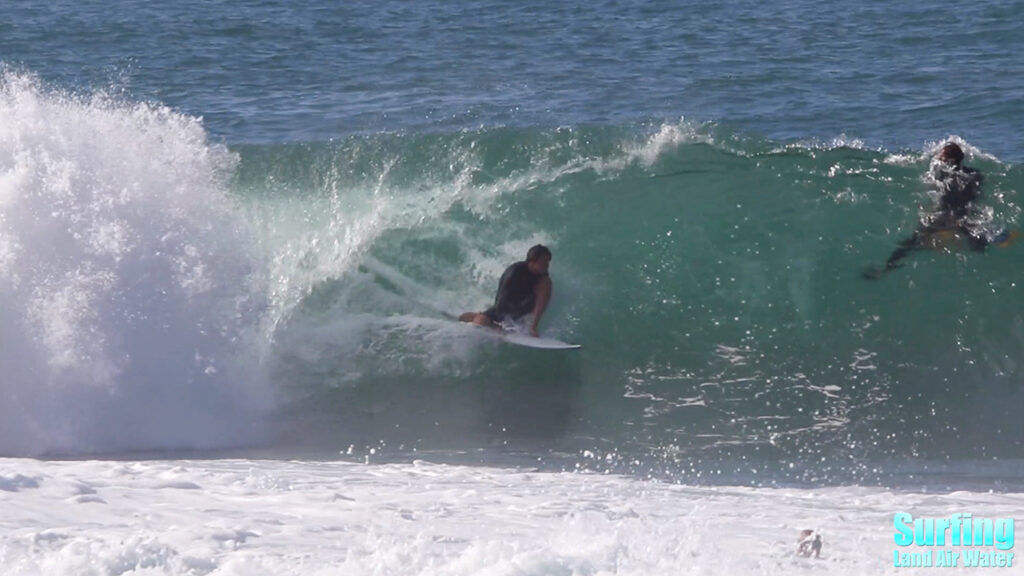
2,0,1024,488
6,0,1024,156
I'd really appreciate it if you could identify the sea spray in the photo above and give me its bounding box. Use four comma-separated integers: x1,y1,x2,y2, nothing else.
0,72,269,455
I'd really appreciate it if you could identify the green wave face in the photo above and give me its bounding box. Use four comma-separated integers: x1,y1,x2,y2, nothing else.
241,126,1024,476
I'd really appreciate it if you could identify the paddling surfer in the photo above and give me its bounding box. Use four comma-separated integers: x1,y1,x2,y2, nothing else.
865,142,989,278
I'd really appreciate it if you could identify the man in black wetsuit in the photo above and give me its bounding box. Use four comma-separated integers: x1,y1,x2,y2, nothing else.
459,244,553,337
865,142,987,278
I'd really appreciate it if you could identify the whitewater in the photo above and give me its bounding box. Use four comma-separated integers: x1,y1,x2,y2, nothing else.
2,457,1021,575
4,0,1024,573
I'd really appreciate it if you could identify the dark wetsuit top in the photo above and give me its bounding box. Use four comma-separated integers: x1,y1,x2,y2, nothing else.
934,165,982,225
483,261,546,323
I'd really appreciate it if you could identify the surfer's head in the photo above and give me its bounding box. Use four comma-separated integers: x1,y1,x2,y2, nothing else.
526,244,552,275
938,142,964,167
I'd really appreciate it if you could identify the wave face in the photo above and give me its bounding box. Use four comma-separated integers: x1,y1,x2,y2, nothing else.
238,124,1024,480
4,73,1024,481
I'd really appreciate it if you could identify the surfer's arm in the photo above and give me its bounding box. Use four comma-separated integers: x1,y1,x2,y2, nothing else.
529,277,552,337
864,231,922,279
885,233,920,269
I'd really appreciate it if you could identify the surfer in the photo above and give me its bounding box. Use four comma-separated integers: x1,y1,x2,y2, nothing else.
797,530,823,558
865,142,990,278
459,244,553,337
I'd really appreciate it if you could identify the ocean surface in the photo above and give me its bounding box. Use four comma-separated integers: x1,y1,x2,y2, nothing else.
2,0,1023,573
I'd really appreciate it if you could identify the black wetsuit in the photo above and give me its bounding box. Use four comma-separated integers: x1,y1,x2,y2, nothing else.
935,164,982,223
483,261,546,323
883,164,985,270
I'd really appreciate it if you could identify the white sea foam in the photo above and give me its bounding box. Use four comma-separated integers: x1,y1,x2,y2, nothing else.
0,72,270,456
1,457,1020,575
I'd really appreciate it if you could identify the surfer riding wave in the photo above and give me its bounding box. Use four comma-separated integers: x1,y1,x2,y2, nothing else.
459,244,553,337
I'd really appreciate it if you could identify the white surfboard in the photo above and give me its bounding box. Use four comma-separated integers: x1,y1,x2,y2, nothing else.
501,331,581,350
460,321,580,350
